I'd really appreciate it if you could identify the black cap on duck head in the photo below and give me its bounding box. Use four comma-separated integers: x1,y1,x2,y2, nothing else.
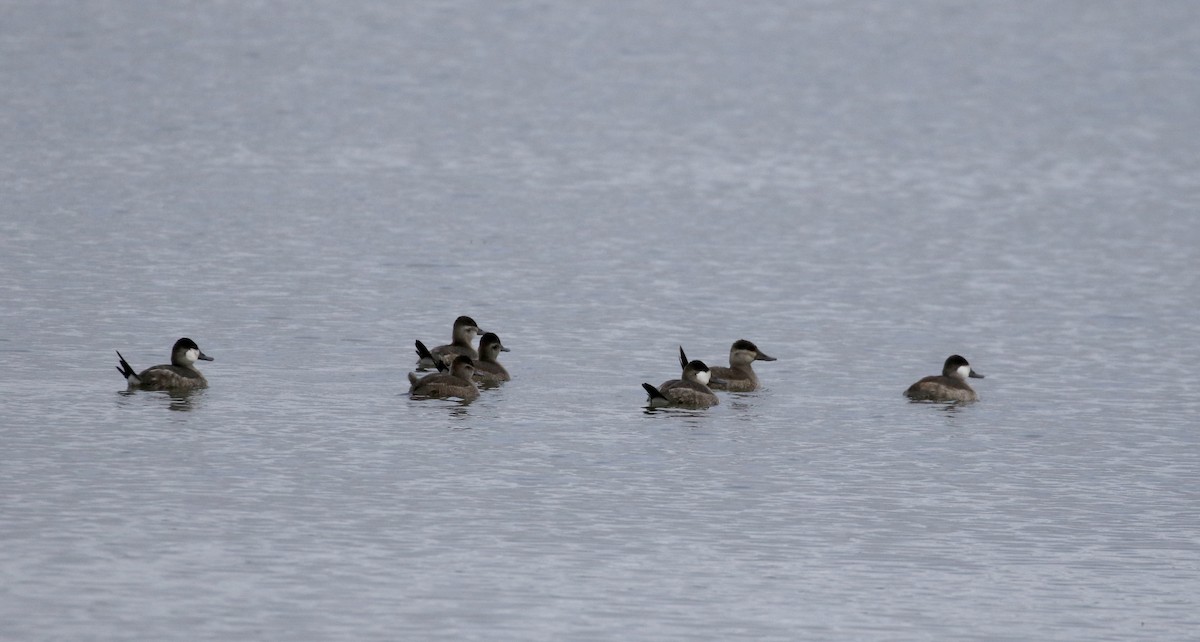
480,332,509,351
731,339,758,352
172,337,213,363
683,359,715,386
727,339,776,364
450,355,476,374
173,337,200,352
943,354,983,379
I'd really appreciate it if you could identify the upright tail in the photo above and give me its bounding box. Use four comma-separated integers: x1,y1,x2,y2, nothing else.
642,382,670,407
414,340,447,372
115,350,139,384
678,346,689,371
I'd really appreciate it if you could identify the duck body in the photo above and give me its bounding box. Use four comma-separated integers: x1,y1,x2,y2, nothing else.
905,355,984,402
409,356,480,400
116,338,213,391
643,359,721,409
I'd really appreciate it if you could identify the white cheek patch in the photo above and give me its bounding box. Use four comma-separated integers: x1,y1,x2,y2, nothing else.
185,348,199,363
695,370,711,385
956,365,972,380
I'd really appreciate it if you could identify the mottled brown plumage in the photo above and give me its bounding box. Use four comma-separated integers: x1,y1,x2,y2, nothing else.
905,355,984,402
679,340,776,392
409,356,479,400
643,360,721,409
116,338,213,391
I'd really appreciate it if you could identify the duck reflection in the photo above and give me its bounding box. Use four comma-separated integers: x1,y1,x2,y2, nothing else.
117,388,203,412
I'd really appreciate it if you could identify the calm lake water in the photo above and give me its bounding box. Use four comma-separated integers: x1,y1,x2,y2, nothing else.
2,1,1198,640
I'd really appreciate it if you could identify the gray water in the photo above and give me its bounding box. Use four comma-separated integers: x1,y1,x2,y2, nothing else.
2,1,1199,640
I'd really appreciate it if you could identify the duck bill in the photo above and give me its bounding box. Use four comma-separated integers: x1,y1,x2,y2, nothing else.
755,352,777,362
968,369,983,378
197,352,214,361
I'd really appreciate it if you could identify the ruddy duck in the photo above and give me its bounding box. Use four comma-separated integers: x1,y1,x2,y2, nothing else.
642,359,723,409
905,354,984,402
415,316,484,369
679,340,776,392
409,355,479,400
115,337,213,391
472,332,510,383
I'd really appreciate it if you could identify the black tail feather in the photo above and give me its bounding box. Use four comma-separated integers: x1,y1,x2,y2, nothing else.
115,350,136,380
678,346,688,371
642,382,668,401
415,340,447,372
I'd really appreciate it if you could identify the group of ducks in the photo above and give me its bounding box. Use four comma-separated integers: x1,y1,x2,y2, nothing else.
408,316,507,401
405,316,792,408
639,343,984,407
641,340,777,408
115,316,987,406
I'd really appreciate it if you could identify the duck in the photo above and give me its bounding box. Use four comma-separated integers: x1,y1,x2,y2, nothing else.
678,339,775,392
409,355,480,400
905,354,984,402
642,359,722,408
415,315,485,369
472,332,510,383
115,337,213,391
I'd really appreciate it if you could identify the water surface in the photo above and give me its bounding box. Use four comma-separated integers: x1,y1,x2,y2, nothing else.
2,1,1198,640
